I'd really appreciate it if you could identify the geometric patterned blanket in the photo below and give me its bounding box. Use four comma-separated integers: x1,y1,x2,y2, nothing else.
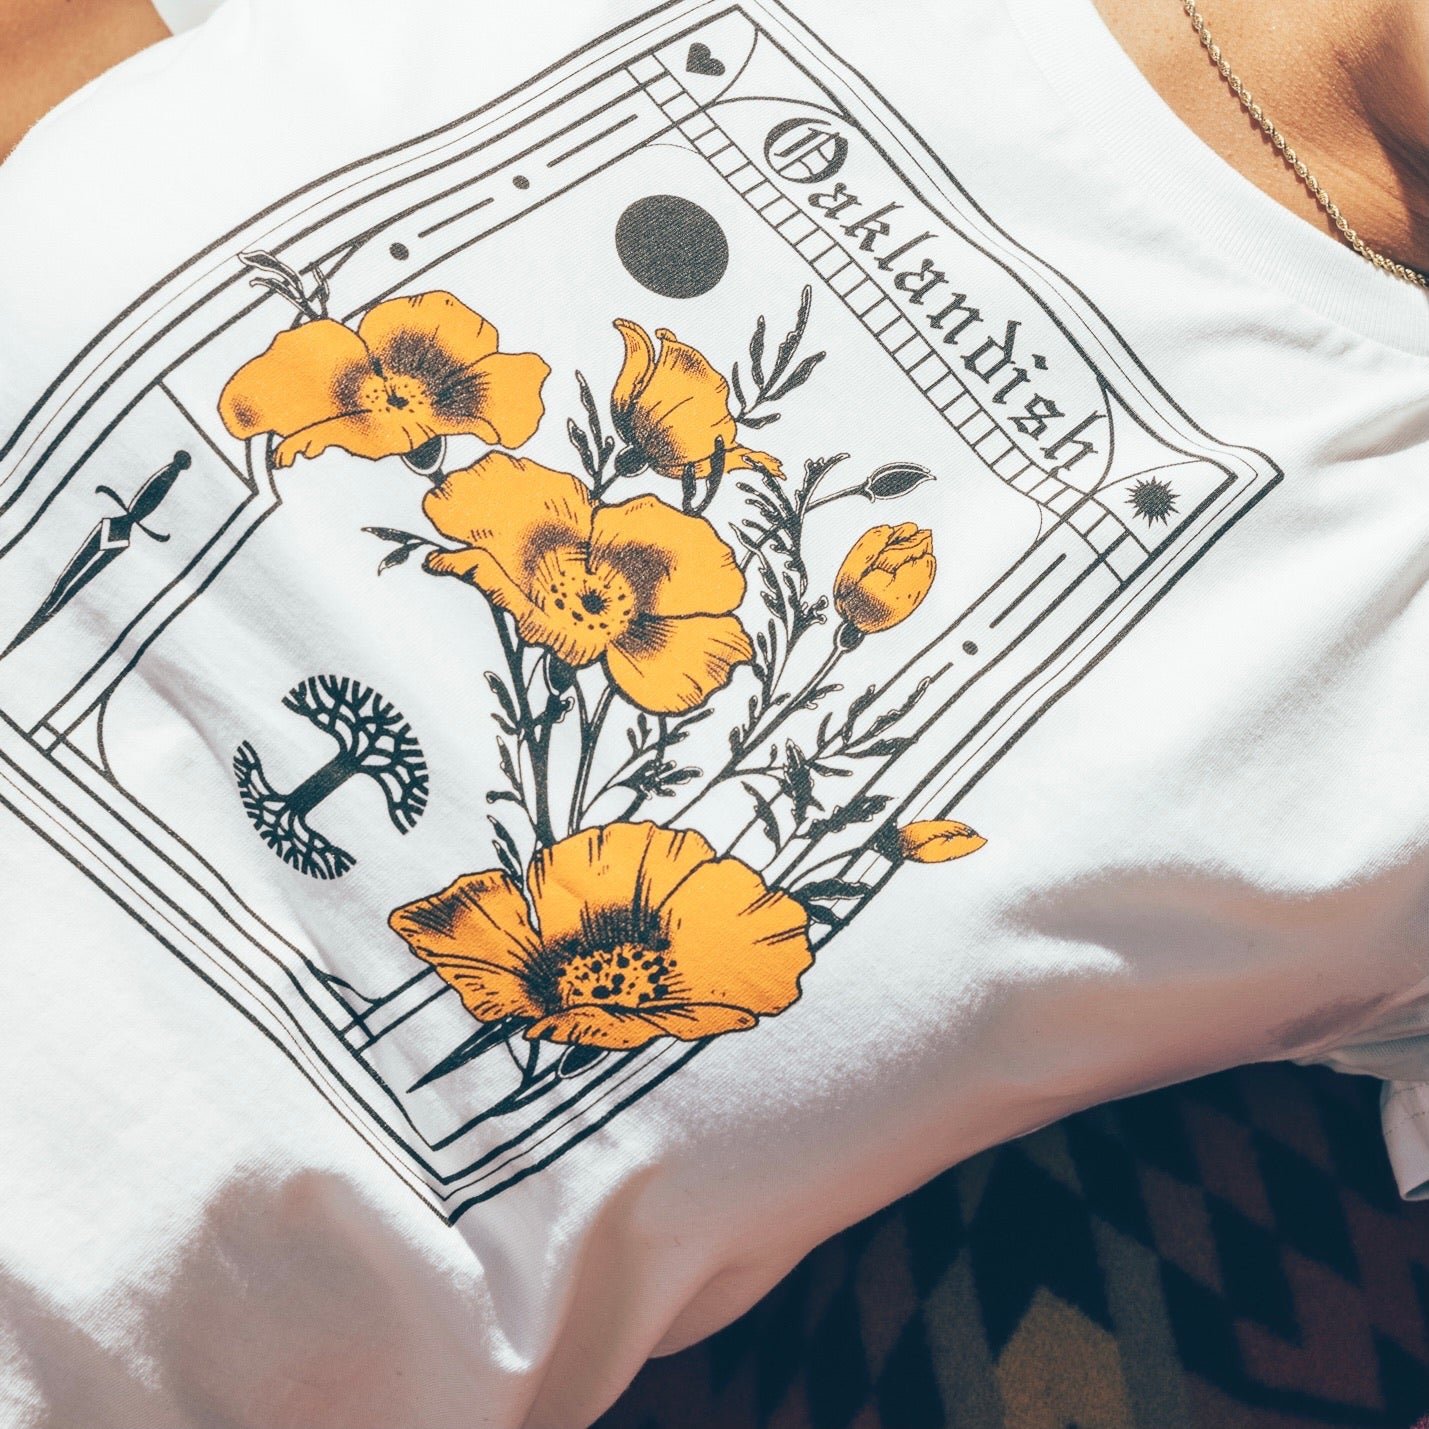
598,1064,1429,1428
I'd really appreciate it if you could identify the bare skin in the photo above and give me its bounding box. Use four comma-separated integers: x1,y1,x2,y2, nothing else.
1091,0,1429,275
1,0,1426,279
0,0,168,163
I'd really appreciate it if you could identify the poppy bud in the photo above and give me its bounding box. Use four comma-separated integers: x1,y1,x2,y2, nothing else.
401,434,447,480
614,445,650,476
862,461,934,501
609,320,785,480
558,1044,607,1079
546,658,578,693
878,819,986,864
833,523,936,634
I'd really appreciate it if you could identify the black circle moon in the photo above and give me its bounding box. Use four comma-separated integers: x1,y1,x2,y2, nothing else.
615,195,729,299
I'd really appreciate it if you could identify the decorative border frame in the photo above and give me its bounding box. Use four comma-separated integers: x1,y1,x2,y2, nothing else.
0,0,1280,1220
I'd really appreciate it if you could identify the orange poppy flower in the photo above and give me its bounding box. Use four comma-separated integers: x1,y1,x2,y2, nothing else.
423,453,754,713
611,320,784,480
219,292,549,468
834,523,937,634
390,822,812,1050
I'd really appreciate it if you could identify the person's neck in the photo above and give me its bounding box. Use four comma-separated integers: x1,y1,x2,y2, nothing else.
0,0,169,165
1089,0,1429,276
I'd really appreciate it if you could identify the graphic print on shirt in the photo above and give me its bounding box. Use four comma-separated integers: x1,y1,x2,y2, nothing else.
0,0,1279,1219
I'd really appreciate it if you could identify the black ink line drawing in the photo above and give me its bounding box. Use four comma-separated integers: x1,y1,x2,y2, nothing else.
0,0,1285,1221
2,451,191,659
1127,475,1180,524
686,41,725,75
238,250,330,322
234,675,429,879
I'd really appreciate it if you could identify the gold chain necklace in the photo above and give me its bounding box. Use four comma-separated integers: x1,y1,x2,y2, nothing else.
1180,0,1429,289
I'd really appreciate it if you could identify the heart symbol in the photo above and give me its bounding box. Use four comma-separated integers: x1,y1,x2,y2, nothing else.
686,42,726,77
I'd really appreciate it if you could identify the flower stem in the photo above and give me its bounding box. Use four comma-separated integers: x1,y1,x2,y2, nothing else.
712,639,846,792
586,712,672,819
791,847,864,880
568,684,615,834
751,642,842,754
737,458,846,570
492,609,557,847
803,485,862,515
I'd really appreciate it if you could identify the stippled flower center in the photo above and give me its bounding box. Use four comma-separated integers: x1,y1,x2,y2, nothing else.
554,941,678,1009
530,546,638,648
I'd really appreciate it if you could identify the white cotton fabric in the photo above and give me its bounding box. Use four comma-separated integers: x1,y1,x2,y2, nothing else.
1383,1082,1429,1199
148,0,228,34
0,0,1427,1425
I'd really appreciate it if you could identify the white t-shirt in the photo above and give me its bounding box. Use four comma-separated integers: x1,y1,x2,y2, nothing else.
1,0,1427,1424
149,0,225,33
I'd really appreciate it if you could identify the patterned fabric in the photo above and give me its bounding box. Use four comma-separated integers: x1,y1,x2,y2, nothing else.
599,1065,1429,1428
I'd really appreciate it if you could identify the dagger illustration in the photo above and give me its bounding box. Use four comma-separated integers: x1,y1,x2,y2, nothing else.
2,450,192,660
